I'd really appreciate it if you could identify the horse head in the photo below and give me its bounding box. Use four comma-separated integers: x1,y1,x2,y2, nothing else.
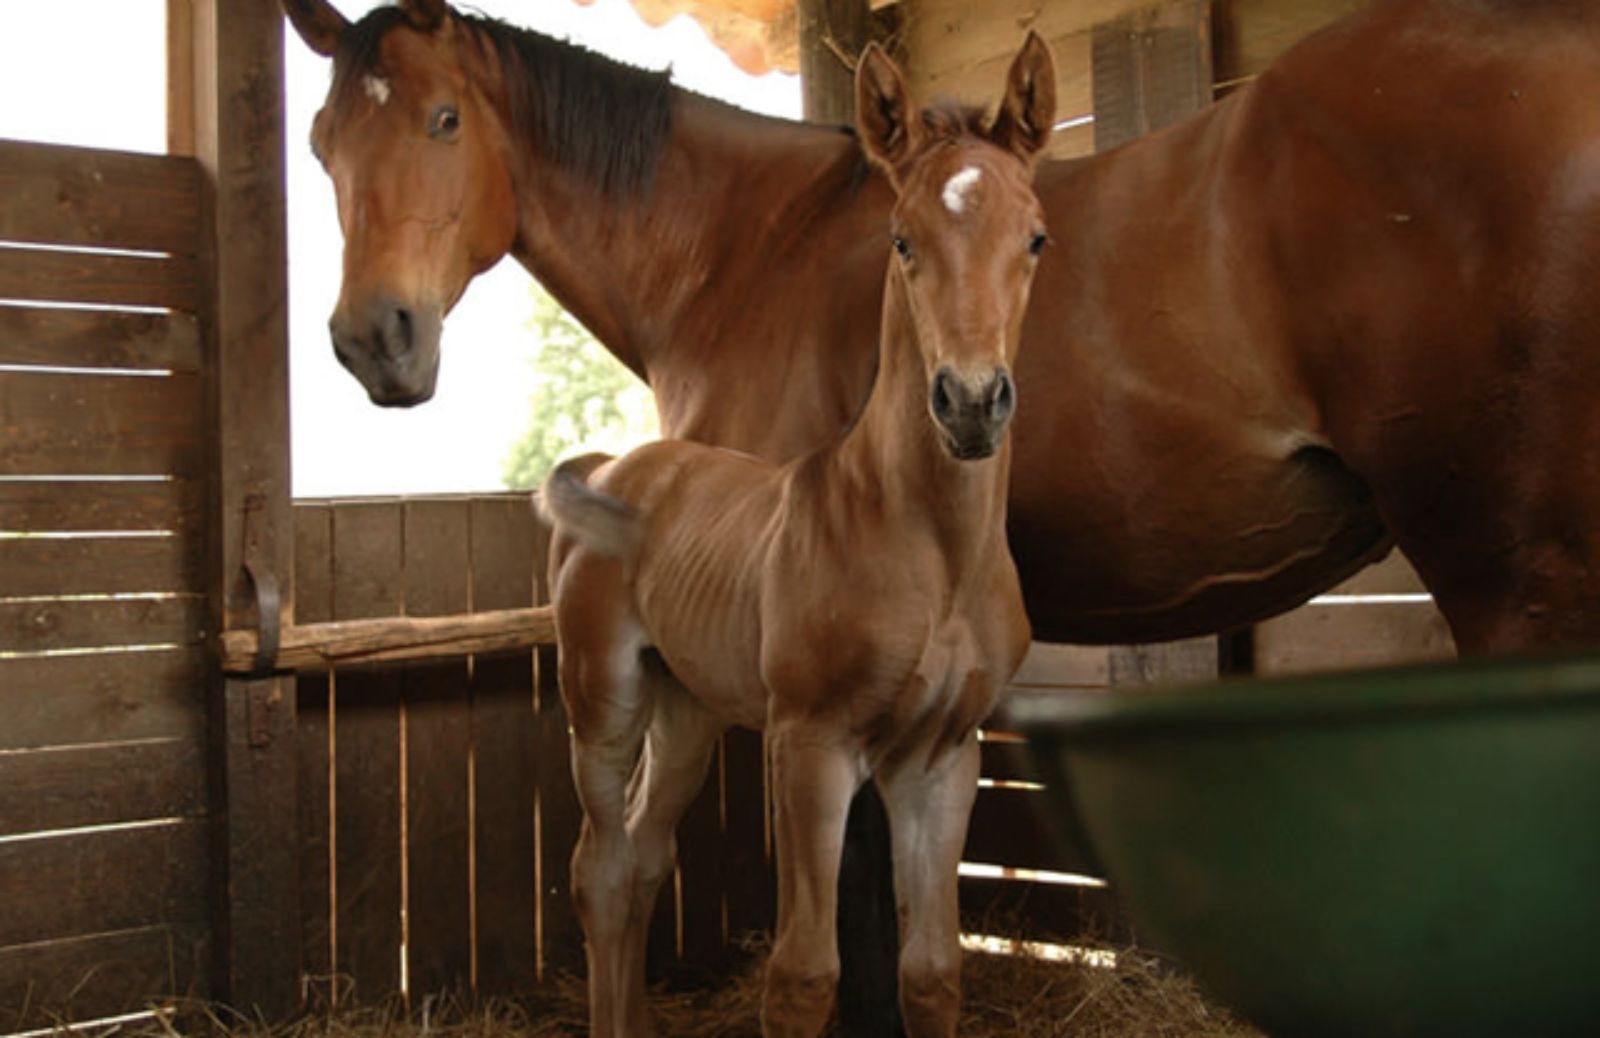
854,34,1056,461
283,0,518,406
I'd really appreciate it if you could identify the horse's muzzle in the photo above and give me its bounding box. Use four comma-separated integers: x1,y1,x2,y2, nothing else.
930,365,1015,460
330,295,444,407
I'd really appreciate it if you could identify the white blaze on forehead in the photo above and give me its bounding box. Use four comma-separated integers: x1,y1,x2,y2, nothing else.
364,75,392,106
942,166,983,215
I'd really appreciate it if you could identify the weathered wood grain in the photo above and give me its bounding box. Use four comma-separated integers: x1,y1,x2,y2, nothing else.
0,306,202,372
0,140,200,255
0,370,203,477
0,595,207,655
0,478,202,534
0,737,206,839
0,648,206,752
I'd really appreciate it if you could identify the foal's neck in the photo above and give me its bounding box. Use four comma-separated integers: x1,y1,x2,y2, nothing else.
831,271,1011,568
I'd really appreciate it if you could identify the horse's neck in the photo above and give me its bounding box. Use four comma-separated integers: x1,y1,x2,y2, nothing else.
828,272,1011,571
505,91,877,419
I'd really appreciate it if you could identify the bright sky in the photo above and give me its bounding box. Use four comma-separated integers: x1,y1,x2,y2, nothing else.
0,0,799,497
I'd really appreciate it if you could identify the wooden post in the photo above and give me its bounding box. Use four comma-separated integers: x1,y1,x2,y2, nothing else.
799,0,872,123
185,0,301,1017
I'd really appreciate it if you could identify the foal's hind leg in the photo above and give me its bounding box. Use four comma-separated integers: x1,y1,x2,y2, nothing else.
876,733,983,1038
555,559,655,1038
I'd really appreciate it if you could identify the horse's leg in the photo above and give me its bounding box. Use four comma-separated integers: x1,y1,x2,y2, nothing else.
762,722,865,1038
617,667,725,1029
557,575,653,1038
876,734,982,1038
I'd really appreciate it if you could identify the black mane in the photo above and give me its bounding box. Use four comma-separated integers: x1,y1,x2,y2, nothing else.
331,5,675,199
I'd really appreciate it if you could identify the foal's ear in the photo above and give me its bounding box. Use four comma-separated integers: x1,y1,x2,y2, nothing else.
855,43,920,177
991,32,1057,162
401,0,450,31
281,0,349,57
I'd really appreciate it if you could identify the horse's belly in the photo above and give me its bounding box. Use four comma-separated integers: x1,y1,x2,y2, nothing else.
1009,424,1389,644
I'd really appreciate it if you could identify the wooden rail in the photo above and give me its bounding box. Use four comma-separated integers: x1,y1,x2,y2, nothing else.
219,605,556,674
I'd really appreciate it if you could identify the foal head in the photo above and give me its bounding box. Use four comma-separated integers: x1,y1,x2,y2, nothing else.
284,0,519,405
855,35,1055,460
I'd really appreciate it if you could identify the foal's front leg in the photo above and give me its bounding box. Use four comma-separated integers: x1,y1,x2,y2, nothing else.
877,731,983,1038
762,720,867,1038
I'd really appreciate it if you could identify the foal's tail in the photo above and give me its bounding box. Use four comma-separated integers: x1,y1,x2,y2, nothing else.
539,454,644,560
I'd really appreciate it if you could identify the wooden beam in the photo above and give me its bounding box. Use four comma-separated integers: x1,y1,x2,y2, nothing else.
218,606,556,675
189,0,299,1018
799,0,873,123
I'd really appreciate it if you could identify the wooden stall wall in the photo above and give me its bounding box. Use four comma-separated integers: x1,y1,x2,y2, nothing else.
0,140,213,1028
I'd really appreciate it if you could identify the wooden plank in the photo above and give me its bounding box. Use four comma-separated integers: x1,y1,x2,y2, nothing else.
331,499,405,1003
294,502,335,1007
1012,642,1110,688
1213,0,1370,85
401,498,473,999
1255,600,1455,675
721,727,774,944
905,0,1105,117
0,819,208,948
0,595,206,655
0,737,206,839
218,605,554,674
800,0,873,123
1323,549,1428,597
0,926,203,1030
0,371,203,477
0,306,202,373
0,533,201,598
963,786,1101,878
0,140,201,255
470,496,543,991
0,478,202,534
0,246,200,313
0,648,206,751
167,0,197,157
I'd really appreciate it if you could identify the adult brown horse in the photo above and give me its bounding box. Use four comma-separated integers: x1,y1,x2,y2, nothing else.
542,41,1048,1034
283,0,1600,1023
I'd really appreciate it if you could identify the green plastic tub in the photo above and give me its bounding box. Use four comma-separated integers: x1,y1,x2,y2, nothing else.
1007,653,1600,1037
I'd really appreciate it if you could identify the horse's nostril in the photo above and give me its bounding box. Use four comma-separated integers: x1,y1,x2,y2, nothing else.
991,371,1015,420
931,368,957,422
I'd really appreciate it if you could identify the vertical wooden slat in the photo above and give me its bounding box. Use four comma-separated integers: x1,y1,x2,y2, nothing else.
332,500,405,1002
191,0,297,1016
295,503,335,1007
470,497,542,992
799,0,873,123
166,0,196,157
402,499,473,1000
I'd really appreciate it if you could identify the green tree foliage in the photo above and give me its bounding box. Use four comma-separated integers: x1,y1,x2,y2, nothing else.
501,286,658,489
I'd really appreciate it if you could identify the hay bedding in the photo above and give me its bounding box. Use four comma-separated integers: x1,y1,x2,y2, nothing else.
137,940,1259,1038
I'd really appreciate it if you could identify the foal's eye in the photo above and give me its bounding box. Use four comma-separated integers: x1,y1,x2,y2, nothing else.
429,105,461,139
1028,231,1049,257
892,235,912,261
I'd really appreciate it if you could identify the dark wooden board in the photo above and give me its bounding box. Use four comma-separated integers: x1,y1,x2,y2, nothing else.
0,140,201,255
0,736,206,838
0,648,206,752
0,246,200,313
0,306,202,372
0,532,201,597
401,498,473,999
0,594,206,654
469,496,543,991
0,819,209,948
963,786,1102,879
0,925,205,1031
294,502,336,1006
0,370,202,477
330,500,405,1003
0,478,202,534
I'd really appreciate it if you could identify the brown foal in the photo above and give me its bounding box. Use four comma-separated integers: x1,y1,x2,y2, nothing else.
540,39,1052,1038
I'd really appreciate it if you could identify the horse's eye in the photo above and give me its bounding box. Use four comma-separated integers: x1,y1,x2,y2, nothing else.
430,105,460,139
892,235,912,261
1028,231,1049,257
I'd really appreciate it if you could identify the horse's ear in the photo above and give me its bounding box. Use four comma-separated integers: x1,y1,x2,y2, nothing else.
991,32,1057,162
855,42,920,178
281,0,349,58
401,0,450,31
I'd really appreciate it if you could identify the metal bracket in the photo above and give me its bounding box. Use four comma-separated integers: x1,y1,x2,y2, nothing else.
239,491,282,682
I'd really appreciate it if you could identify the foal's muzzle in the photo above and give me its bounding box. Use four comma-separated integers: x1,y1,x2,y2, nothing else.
930,366,1015,460
330,295,444,407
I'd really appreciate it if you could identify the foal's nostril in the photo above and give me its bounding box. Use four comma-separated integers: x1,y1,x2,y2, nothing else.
989,370,1016,423
931,368,958,423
